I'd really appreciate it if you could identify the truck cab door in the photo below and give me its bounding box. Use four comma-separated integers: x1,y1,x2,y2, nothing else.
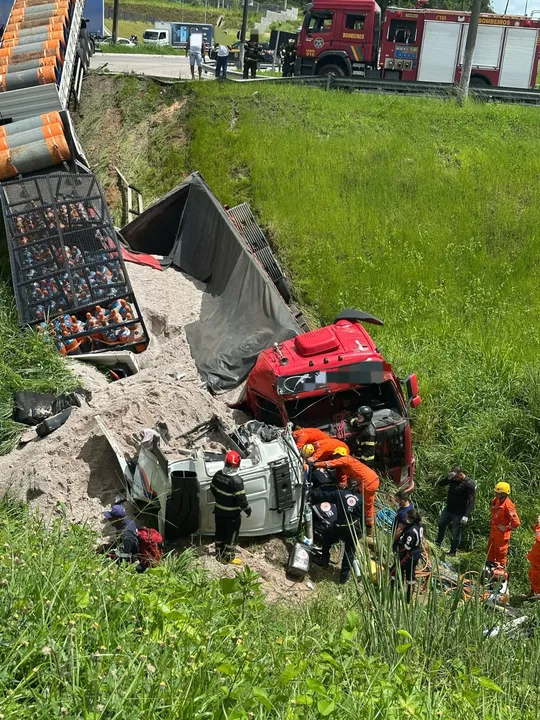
336,11,371,69
304,10,335,61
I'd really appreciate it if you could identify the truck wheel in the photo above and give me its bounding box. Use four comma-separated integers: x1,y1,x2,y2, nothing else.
318,64,345,77
470,75,490,87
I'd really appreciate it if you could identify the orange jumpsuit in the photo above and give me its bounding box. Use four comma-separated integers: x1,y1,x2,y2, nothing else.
527,522,540,595
293,427,329,450
311,437,350,462
486,496,520,565
317,456,379,527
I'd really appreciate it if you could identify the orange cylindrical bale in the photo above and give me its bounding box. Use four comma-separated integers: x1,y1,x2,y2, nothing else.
4,17,66,40
0,63,56,90
1,30,65,47
0,45,60,62
0,54,57,74
10,13,67,31
0,111,62,138
0,121,63,149
0,133,70,180
12,0,70,11
9,3,69,21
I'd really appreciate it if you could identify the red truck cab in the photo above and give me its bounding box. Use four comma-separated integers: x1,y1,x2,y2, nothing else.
245,309,421,488
296,0,381,77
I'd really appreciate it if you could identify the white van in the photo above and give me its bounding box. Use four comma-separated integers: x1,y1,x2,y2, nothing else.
143,29,170,45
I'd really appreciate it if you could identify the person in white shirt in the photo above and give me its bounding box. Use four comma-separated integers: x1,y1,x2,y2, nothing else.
186,34,206,80
215,43,231,80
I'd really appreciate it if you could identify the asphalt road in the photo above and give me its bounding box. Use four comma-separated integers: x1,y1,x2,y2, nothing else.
89,53,215,80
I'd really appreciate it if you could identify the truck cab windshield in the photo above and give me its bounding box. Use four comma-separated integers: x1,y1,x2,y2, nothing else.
306,12,334,32
284,381,403,424
143,31,159,40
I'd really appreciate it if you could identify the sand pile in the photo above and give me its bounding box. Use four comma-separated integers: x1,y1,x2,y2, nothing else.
0,263,240,528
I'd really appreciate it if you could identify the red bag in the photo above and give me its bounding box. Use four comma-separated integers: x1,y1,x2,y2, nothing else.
138,527,163,569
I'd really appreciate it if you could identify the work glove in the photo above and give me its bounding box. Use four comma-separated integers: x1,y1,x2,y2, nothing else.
244,507,252,518
460,516,468,526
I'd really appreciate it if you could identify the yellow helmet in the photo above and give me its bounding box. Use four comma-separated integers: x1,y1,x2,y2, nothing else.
332,446,349,457
494,482,511,495
301,444,315,459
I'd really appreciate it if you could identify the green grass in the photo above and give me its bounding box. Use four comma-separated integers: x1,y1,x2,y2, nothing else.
1,498,540,718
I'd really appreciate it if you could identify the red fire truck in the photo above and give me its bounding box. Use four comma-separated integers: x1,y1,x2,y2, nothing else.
245,309,422,488
295,1,540,88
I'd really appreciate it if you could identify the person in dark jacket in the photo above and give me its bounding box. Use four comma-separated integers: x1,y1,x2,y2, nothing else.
310,485,363,584
243,37,264,79
349,405,377,465
103,504,139,563
391,508,424,602
210,450,252,563
392,490,414,542
435,465,476,556
281,38,297,77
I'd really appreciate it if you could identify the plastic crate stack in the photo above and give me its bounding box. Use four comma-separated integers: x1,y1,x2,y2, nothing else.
1,172,149,355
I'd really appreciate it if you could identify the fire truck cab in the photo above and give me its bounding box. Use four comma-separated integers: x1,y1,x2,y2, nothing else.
296,0,540,88
296,0,381,77
245,309,422,488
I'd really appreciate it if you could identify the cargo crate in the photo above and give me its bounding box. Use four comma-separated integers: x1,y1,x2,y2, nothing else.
0,171,149,355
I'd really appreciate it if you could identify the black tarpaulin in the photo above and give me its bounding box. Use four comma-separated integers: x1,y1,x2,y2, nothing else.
121,172,299,391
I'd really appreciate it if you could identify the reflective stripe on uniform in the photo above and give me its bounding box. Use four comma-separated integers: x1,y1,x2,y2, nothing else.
211,486,245,498
214,502,241,511
362,441,376,446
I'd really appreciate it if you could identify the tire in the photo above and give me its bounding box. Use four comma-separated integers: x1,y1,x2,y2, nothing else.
470,75,490,87
317,63,345,77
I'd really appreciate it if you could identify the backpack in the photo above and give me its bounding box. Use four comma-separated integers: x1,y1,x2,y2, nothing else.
137,527,163,568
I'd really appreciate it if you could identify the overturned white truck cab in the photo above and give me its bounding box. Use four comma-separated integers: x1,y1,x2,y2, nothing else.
97,417,305,541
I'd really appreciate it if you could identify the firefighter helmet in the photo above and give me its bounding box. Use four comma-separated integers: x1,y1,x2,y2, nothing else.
494,482,511,495
332,446,349,457
356,405,373,423
224,450,241,468
302,443,315,458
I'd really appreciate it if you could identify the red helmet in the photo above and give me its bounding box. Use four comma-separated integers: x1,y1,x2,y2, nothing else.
224,450,241,468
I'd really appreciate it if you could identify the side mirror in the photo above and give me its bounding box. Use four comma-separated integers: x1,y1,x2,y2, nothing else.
409,395,422,410
405,373,419,399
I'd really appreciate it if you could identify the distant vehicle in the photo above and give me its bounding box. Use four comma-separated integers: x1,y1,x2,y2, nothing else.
144,22,213,48
143,28,170,46
98,36,136,47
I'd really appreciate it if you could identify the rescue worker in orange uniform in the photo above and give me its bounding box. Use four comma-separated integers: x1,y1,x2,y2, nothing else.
303,437,351,463
315,449,379,532
526,516,540,598
486,482,520,566
293,427,328,450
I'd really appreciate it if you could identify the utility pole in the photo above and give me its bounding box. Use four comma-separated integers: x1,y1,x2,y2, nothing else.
457,0,481,105
238,0,249,70
112,0,119,42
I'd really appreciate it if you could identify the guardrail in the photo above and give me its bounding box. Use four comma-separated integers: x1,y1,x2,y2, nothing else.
219,68,540,105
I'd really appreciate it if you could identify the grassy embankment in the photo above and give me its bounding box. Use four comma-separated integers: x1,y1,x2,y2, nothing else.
1,499,540,718
76,77,540,588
